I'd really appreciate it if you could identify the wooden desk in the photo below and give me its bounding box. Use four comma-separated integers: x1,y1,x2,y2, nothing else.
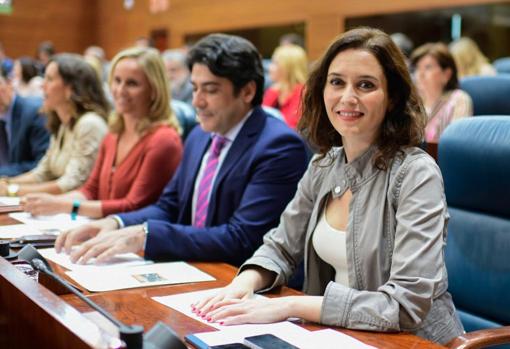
0,215,445,349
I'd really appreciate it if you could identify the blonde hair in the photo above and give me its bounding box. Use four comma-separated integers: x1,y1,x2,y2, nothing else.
272,44,308,92
108,47,181,135
449,37,491,78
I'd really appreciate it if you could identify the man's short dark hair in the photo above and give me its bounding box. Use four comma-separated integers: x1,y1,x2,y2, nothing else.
187,33,264,106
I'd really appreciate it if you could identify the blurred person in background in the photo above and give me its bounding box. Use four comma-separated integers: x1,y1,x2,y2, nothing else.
12,56,43,98
37,41,55,73
0,42,13,77
162,49,193,105
411,43,472,143
22,47,182,218
449,37,496,78
0,68,49,177
263,44,308,129
0,54,109,196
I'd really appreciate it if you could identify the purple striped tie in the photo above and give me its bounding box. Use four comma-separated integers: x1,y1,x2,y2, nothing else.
194,135,228,227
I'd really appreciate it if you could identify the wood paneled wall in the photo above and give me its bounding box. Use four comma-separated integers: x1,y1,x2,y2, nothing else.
0,0,506,60
95,0,507,60
0,0,96,59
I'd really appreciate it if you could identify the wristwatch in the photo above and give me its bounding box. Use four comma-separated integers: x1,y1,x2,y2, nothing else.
7,183,20,197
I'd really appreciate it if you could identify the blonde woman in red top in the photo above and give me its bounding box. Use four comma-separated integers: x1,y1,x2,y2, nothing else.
21,47,183,218
262,44,307,129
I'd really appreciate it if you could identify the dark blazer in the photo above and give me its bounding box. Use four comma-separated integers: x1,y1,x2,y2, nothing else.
0,95,50,176
119,106,308,266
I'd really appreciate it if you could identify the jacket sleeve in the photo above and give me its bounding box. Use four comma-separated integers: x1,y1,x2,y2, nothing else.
239,154,321,287
0,110,49,176
55,115,107,192
320,155,447,332
122,133,308,266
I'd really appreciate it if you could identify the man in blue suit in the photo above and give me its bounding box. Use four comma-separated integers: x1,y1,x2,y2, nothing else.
56,34,308,266
0,71,49,176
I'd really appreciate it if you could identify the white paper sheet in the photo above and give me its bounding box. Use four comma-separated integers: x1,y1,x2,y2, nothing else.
152,288,294,331
39,248,149,272
192,321,312,347
0,224,45,239
297,329,378,349
9,212,91,231
66,261,215,292
154,288,238,329
0,196,20,206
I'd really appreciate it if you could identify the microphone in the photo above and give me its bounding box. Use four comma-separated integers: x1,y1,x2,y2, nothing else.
30,257,186,349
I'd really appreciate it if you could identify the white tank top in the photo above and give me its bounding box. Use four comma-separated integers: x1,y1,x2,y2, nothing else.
312,209,349,286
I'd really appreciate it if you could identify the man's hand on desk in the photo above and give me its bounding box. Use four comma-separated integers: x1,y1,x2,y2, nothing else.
68,225,145,264
55,217,119,254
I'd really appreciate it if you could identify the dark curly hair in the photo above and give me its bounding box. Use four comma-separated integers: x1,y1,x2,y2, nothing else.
45,53,110,135
187,33,264,106
298,27,426,170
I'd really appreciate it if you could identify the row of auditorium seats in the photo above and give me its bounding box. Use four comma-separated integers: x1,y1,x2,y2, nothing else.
494,57,510,75
439,116,510,349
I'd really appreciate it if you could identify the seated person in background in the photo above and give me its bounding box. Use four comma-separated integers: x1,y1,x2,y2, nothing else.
0,54,109,197
12,57,44,98
0,69,49,177
194,28,464,346
162,49,193,105
54,33,308,267
411,43,472,143
449,37,496,78
262,44,307,129
22,47,183,218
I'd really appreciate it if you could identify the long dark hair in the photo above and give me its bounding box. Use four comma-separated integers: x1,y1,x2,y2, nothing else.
298,27,426,169
45,53,109,135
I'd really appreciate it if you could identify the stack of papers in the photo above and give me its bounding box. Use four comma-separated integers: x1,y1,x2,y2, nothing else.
0,224,44,239
39,248,215,292
9,212,91,231
0,196,21,213
153,288,378,349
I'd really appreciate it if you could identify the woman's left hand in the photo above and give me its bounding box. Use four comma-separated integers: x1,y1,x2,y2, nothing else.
21,193,68,216
206,296,294,326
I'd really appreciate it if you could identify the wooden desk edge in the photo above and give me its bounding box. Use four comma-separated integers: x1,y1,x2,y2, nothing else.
0,257,111,349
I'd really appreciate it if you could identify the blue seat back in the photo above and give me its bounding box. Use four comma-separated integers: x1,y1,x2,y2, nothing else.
460,75,510,115
494,57,510,74
439,117,510,333
171,100,197,141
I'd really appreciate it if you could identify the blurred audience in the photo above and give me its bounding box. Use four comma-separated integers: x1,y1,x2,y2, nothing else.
0,42,13,77
411,43,473,143
279,33,305,48
37,41,55,73
162,49,193,105
22,47,183,218
0,54,109,197
449,37,496,78
12,57,43,98
84,45,110,83
263,44,308,129
0,68,49,177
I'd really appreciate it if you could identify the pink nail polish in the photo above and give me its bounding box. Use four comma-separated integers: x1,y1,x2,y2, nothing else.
219,321,224,325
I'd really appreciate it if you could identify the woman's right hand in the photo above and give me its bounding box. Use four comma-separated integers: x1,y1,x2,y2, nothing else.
55,217,119,254
192,270,262,318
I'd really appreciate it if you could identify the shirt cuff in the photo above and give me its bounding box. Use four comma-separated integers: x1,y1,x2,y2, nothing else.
142,221,149,251
108,214,125,229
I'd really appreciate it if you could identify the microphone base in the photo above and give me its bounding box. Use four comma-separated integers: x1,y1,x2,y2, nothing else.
120,325,144,349
144,321,187,349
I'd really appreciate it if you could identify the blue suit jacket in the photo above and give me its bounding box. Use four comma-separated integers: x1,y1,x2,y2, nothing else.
119,106,308,266
0,95,50,176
